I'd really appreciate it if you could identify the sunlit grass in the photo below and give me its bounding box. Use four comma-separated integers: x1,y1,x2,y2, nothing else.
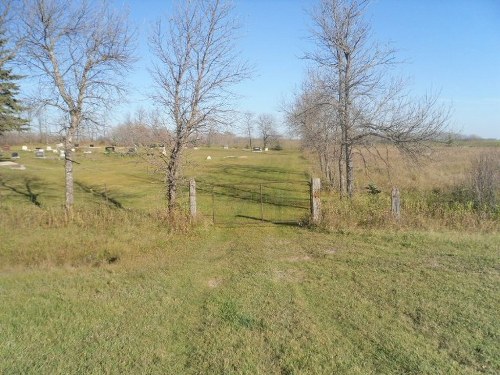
1,225,498,373
0,143,499,373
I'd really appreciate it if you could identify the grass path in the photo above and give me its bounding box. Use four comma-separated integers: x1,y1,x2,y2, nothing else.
1,225,498,374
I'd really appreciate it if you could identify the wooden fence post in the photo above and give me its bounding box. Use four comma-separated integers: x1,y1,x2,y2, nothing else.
310,177,321,224
391,187,401,220
189,179,196,218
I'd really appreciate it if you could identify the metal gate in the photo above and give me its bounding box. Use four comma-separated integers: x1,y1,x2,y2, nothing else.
195,180,310,225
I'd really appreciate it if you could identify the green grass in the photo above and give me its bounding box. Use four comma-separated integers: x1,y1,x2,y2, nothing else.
1,224,498,374
1,145,499,373
0,147,312,222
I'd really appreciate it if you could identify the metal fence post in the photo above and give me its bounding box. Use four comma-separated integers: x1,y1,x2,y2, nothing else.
212,186,215,224
260,184,264,221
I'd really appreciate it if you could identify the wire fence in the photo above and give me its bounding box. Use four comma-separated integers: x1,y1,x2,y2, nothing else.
193,180,311,225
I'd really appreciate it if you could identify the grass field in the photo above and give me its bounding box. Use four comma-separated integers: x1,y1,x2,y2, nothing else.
1,143,499,374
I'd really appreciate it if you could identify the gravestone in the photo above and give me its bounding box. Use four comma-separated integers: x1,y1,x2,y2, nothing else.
46,146,52,151
21,145,28,151
11,152,20,159
35,150,45,158
105,146,115,153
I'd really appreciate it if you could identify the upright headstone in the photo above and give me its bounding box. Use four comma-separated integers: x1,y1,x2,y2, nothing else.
35,149,45,158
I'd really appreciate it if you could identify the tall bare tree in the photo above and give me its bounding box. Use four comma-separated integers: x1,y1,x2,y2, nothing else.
19,0,135,211
150,0,250,212
306,0,449,197
286,73,340,188
241,111,254,149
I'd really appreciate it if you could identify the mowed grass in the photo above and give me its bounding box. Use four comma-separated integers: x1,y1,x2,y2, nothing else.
1,144,499,373
1,225,498,374
0,146,312,217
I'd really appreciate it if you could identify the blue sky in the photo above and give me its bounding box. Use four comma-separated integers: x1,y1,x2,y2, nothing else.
118,0,499,139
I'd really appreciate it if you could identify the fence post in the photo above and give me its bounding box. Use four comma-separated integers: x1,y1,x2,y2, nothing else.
212,187,215,224
260,184,264,221
310,177,321,224
391,187,401,220
189,179,196,218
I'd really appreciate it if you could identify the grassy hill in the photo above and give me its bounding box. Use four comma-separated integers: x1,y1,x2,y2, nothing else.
0,144,499,374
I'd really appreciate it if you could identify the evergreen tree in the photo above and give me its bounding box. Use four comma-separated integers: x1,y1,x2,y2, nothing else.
0,12,27,135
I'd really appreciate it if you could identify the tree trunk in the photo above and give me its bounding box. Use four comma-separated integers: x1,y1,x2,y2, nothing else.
345,143,354,198
338,146,345,197
166,140,183,212
64,115,79,212
318,151,325,177
64,145,74,211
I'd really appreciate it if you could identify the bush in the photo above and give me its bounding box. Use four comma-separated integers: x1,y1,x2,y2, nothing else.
469,153,499,212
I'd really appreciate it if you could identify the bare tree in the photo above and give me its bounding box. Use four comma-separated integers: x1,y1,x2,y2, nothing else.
257,113,277,149
306,0,449,197
286,71,341,188
241,111,254,149
150,0,250,212
18,0,135,211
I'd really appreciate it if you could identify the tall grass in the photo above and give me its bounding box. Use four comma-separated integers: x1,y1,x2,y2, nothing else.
321,191,498,232
315,143,499,232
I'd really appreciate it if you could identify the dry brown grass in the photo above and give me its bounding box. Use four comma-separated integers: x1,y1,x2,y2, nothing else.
315,142,500,232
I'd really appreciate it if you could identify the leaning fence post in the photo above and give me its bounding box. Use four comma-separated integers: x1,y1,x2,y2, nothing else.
310,177,321,224
391,187,401,220
189,179,196,218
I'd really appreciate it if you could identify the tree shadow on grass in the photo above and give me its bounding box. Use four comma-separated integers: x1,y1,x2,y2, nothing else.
234,214,304,227
0,178,42,206
75,181,123,208
196,183,310,210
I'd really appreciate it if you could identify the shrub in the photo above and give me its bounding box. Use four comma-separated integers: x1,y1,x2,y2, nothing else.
469,153,499,212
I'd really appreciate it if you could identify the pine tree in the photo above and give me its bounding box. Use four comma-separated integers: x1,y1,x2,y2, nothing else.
0,22,27,135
